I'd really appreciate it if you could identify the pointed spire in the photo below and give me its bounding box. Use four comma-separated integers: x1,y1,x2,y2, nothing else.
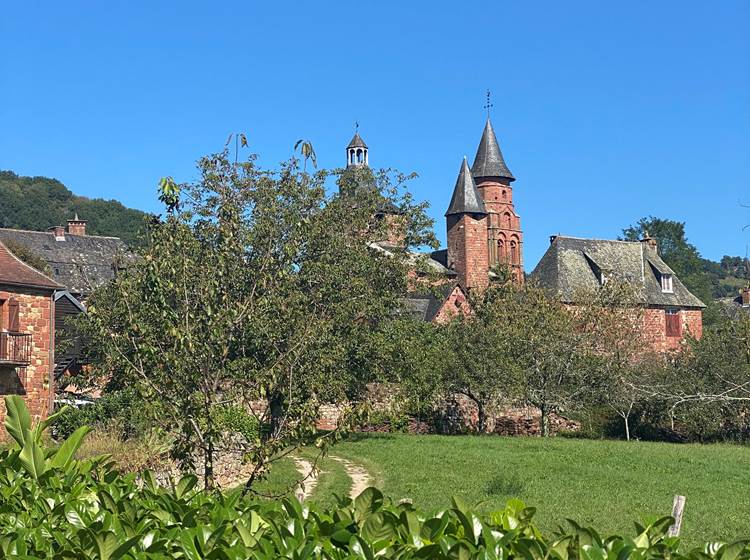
471,118,514,182
347,132,367,149
445,158,487,216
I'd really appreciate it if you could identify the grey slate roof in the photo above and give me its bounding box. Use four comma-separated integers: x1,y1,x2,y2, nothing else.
529,236,705,309
445,158,487,216
404,283,459,322
347,132,368,149
371,243,455,277
471,118,515,181
718,295,750,320
0,228,131,296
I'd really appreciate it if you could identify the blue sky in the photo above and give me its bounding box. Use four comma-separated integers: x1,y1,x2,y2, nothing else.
2,1,748,269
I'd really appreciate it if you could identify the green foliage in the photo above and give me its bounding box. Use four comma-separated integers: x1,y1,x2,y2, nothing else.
0,170,147,247
74,143,436,489
1,397,747,558
52,389,152,440
214,405,261,442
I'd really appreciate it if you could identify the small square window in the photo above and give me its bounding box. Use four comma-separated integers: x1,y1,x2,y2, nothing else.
661,274,673,293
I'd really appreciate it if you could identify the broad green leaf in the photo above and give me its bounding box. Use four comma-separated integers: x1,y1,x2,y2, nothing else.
49,426,91,471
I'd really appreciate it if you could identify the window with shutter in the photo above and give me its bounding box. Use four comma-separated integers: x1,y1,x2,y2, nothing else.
665,309,681,337
8,300,20,333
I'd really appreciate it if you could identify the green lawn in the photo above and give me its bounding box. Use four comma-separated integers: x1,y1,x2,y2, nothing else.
286,434,750,547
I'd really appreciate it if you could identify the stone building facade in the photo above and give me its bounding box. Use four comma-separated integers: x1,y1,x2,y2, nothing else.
0,241,61,428
530,235,705,350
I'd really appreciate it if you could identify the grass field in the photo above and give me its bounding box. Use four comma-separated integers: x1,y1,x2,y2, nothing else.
268,434,750,547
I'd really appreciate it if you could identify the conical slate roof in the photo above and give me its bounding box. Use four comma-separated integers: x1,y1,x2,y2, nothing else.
347,132,368,149
445,158,487,216
470,118,514,181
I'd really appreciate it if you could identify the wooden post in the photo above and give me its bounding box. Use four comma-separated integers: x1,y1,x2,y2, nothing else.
668,495,686,537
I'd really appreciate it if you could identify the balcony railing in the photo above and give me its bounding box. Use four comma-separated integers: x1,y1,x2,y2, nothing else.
0,332,32,366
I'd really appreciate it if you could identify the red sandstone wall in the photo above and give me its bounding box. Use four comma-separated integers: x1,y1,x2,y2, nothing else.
447,214,489,290
432,286,470,324
643,307,703,353
476,178,523,284
0,288,53,428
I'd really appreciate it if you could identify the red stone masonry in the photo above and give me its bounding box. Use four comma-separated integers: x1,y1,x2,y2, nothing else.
475,178,524,284
447,213,489,291
0,241,61,432
644,307,703,353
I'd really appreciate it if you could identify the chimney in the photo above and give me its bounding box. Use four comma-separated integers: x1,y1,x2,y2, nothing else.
741,287,750,307
48,225,65,241
66,213,87,236
640,231,658,253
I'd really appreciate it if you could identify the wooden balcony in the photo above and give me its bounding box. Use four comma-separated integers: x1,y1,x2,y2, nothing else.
0,332,32,366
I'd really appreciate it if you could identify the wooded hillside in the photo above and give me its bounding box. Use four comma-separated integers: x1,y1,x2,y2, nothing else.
0,170,147,247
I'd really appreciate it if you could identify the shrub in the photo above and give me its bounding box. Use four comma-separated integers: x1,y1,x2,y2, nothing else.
1,396,748,558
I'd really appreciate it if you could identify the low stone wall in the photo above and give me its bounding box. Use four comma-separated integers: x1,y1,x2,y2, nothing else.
314,386,580,436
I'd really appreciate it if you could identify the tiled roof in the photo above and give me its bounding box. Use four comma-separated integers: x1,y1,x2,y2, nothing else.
0,228,130,295
347,132,368,149
530,236,705,309
470,118,515,181
0,240,62,291
445,158,487,216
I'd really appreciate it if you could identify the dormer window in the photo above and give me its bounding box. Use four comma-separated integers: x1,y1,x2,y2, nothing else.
599,271,608,286
661,274,673,293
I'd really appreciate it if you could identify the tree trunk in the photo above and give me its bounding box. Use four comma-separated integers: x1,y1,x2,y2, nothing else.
204,436,215,490
624,415,631,442
477,402,486,434
268,391,285,440
540,405,550,437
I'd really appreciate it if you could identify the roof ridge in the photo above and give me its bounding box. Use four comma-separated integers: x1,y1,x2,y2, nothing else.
555,235,643,245
0,226,123,240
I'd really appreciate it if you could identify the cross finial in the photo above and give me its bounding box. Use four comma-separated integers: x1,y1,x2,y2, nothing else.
355,121,359,133
483,89,493,118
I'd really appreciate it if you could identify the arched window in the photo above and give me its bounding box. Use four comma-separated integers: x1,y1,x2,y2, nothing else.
497,239,506,262
356,149,363,163
502,189,507,199
510,241,518,264
502,212,512,229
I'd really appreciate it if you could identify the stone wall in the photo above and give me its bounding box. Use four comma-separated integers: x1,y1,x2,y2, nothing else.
447,214,489,290
644,307,703,353
0,287,54,429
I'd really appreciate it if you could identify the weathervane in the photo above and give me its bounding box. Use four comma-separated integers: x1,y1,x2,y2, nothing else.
355,121,359,133
483,89,493,118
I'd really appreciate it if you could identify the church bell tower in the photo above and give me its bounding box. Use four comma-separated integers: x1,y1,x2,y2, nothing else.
471,117,523,283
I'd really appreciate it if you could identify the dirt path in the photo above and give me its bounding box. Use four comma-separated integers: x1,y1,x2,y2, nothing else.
293,457,319,501
331,456,372,500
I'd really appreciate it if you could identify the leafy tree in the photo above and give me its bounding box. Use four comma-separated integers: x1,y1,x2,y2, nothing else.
577,282,661,441
514,286,598,436
439,282,524,433
73,141,435,490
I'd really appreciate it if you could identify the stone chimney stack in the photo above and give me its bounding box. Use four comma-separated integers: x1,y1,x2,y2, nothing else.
741,286,750,307
48,225,65,240
66,214,87,236
640,231,658,253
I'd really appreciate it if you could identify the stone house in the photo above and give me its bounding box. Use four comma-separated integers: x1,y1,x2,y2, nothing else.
0,240,62,425
0,216,130,399
530,235,705,350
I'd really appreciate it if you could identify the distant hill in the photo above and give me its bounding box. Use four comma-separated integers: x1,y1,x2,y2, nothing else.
0,170,147,247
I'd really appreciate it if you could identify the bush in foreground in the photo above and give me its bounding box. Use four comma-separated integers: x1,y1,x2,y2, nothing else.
1,396,748,559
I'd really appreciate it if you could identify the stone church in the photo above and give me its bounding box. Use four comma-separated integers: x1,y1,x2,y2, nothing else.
352,117,704,347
